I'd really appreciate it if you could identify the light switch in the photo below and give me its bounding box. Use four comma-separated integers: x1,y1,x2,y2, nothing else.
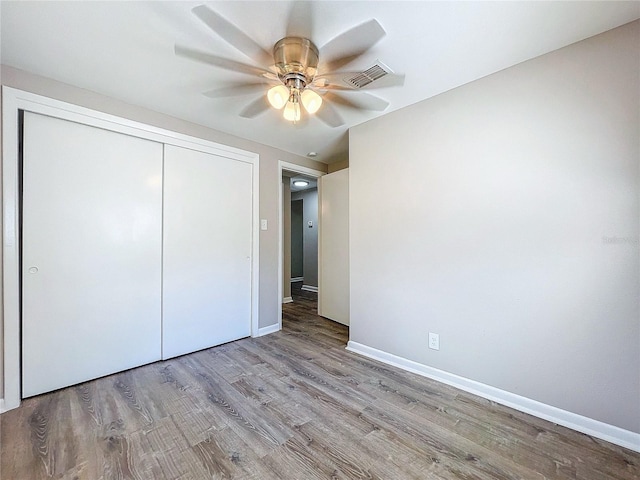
307,221,313,228
260,219,268,231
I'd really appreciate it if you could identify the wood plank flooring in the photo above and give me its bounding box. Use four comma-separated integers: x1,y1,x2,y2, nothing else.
1,290,638,479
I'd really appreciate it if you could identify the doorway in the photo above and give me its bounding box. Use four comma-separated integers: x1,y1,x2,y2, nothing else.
277,161,325,328
287,176,319,297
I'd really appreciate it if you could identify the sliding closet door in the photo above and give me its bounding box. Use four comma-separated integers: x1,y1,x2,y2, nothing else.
22,112,163,397
163,145,252,359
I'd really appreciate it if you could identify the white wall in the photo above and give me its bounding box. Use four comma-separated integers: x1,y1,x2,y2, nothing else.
349,21,639,434
291,188,319,288
0,66,327,401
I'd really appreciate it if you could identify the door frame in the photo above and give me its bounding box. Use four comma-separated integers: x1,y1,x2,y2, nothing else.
277,161,325,331
1,87,260,412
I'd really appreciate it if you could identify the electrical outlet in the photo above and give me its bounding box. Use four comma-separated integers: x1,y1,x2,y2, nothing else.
428,332,440,351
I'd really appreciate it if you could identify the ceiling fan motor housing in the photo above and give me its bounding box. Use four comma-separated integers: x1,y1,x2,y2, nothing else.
273,37,319,84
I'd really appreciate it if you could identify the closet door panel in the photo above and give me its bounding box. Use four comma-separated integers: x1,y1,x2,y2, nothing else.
22,112,163,397
162,145,252,359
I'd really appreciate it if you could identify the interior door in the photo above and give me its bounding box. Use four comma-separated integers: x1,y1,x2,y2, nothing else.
162,145,253,359
22,112,163,398
319,168,350,325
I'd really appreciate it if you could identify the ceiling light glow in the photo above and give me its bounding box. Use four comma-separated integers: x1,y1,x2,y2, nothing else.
283,100,301,122
267,85,289,109
301,89,322,114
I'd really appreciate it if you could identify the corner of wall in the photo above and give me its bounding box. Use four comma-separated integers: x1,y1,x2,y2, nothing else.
328,158,349,173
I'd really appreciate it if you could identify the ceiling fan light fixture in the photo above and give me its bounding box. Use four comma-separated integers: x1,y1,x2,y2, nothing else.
267,84,289,109
283,100,301,122
301,89,322,114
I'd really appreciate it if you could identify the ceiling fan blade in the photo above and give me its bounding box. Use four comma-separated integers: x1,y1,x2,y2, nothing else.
323,91,389,112
286,1,313,38
239,96,271,118
263,71,280,82
315,101,344,128
175,45,272,78
320,19,386,72
314,72,405,90
192,5,273,67
203,83,269,98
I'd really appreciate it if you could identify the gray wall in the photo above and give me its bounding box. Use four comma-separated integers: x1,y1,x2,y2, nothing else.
291,188,318,288
291,199,304,279
0,65,327,399
349,21,639,433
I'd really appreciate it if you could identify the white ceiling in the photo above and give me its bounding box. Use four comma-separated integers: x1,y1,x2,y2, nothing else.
1,1,638,164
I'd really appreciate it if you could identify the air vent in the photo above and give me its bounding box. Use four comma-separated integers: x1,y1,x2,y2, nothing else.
344,62,391,89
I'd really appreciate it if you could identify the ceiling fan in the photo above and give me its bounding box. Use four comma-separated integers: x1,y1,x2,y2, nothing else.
175,3,404,127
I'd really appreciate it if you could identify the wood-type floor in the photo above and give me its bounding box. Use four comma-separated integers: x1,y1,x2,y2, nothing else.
1,290,638,479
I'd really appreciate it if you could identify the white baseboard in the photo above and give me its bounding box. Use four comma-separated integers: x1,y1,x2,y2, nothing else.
346,341,640,453
301,285,318,293
291,277,304,282
256,324,280,337
282,297,293,304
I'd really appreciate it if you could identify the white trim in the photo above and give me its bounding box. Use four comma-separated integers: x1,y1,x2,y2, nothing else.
277,160,325,334
317,176,323,318
0,399,6,414
301,285,318,293
281,161,326,177
3,89,256,163
2,88,22,412
278,179,284,332
290,277,304,282
250,157,260,343
1,87,260,412
346,341,640,453
282,297,294,304
256,324,280,337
